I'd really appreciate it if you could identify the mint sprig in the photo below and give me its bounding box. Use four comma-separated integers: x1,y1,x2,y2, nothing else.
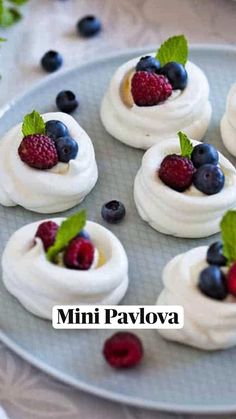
47,210,87,262
178,131,193,159
22,110,45,137
156,35,188,67
0,0,28,27
220,211,236,266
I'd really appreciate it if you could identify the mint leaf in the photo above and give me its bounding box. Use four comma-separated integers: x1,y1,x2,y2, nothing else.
47,210,87,262
22,110,45,136
220,211,236,265
156,35,188,67
0,5,21,26
178,131,193,158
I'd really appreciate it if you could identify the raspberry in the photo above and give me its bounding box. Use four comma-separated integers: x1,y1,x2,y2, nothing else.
159,154,195,192
131,71,172,106
103,332,143,368
18,134,58,169
64,237,95,270
227,262,236,296
35,221,59,251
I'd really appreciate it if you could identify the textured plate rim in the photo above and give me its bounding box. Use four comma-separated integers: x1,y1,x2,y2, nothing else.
1,44,236,414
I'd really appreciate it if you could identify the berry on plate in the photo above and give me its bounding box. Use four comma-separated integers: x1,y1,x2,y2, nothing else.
227,262,236,297
101,200,126,224
159,62,188,90
54,136,79,163
64,237,95,270
207,241,227,266
159,154,195,192
41,50,63,73
77,229,90,240
18,134,58,170
191,143,219,168
136,56,161,73
198,265,228,300
103,332,143,368
35,221,59,251
45,120,69,141
131,71,172,106
77,15,101,37
193,164,225,195
56,91,79,114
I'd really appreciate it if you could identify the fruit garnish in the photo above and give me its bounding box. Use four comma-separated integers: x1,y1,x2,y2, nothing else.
135,55,161,73
159,154,195,192
22,110,45,137
103,332,143,368
101,200,126,224
192,164,225,195
191,143,219,168
159,62,187,90
96,249,106,268
35,221,59,251
207,241,227,267
18,134,58,170
131,71,172,106
198,266,228,301
54,136,79,163
77,15,101,38
45,120,69,141
47,210,86,262
156,34,188,67
64,237,95,270
220,211,236,266
41,50,63,73
227,263,236,297
56,90,78,114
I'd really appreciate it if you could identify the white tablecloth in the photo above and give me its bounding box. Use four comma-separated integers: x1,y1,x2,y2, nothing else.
0,0,236,417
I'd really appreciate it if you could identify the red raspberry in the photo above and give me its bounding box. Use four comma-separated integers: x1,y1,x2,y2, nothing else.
227,262,236,296
159,154,195,192
18,134,58,169
64,237,95,270
131,71,172,106
103,332,143,369
35,221,59,251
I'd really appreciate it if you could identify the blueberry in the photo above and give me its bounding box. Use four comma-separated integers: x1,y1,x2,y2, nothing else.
207,241,227,266
159,62,187,90
41,50,63,73
193,164,225,195
136,56,161,73
191,144,219,168
56,91,78,114
77,15,101,37
198,265,228,300
55,136,78,163
101,200,126,224
77,229,90,240
45,120,69,141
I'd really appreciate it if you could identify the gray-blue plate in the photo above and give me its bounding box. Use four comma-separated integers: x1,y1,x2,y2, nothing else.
1,46,236,414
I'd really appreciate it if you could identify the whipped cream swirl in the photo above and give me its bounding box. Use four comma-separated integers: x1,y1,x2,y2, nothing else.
134,138,236,238
221,82,236,157
157,246,236,350
2,219,129,319
100,54,212,149
0,112,98,213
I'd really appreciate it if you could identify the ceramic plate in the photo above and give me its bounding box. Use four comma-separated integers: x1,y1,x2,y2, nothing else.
0,46,236,414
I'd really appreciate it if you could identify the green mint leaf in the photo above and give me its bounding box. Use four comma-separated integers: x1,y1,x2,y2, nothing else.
0,6,21,27
22,110,45,136
47,210,87,262
156,35,188,67
8,0,28,5
220,210,236,265
178,131,193,158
